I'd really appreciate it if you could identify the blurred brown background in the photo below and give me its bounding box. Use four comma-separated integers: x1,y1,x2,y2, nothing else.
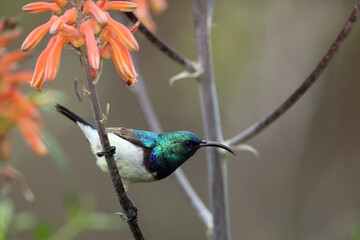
1,0,360,239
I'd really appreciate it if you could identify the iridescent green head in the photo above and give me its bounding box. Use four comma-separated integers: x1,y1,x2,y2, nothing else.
150,131,235,179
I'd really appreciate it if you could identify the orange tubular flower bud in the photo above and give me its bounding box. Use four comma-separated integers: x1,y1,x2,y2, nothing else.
1,72,34,89
0,20,5,32
51,0,67,7
22,2,62,14
45,33,69,82
92,18,102,34
70,37,85,48
80,21,100,70
50,8,77,34
0,50,29,65
97,0,108,9
11,90,39,119
91,68,99,78
21,16,58,51
30,37,56,89
0,29,22,48
19,122,47,157
60,24,82,39
129,20,141,33
103,1,137,12
83,0,108,25
100,27,137,85
60,24,84,47
99,42,112,59
0,134,11,160
104,12,139,51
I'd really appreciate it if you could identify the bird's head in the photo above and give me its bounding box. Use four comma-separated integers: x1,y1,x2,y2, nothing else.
157,131,235,168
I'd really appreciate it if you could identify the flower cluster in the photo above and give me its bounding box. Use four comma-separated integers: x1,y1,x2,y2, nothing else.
22,0,140,89
131,0,167,32
0,18,47,159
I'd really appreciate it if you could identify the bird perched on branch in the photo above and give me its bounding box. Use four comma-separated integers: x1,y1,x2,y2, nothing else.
55,104,235,190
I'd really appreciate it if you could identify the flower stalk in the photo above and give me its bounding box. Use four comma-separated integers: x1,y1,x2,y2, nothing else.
79,47,144,239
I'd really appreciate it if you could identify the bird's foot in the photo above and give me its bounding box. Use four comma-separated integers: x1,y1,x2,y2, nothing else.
115,206,138,222
97,146,116,157
115,199,138,222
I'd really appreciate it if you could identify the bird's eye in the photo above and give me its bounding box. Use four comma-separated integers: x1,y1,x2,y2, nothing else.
183,140,192,147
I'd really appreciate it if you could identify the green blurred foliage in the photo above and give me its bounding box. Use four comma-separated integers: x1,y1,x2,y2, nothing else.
0,191,122,240
0,199,36,240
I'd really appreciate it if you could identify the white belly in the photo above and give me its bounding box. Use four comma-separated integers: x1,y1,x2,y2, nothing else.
78,124,155,189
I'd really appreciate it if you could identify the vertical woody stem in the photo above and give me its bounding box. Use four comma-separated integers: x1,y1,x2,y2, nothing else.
131,72,213,229
193,0,231,239
79,49,144,240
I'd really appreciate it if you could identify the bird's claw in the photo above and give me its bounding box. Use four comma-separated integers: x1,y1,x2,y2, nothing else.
115,207,138,222
97,146,116,157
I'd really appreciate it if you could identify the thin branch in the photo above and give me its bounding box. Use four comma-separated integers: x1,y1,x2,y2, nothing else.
131,65,213,229
227,0,360,146
120,8,213,229
124,12,198,72
79,50,144,240
193,0,230,239
131,78,162,133
173,168,214,229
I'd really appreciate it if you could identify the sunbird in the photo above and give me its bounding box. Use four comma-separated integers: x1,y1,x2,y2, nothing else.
56,104,235,190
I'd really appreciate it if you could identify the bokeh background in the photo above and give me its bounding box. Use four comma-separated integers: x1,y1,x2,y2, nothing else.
1,0,360,239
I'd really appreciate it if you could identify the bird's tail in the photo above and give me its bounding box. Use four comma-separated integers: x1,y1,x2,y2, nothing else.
55,104,94,128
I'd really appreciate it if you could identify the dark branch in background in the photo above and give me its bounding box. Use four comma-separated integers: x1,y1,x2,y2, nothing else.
124,12,197,72
79,50,144,240
227,0,360,146
131,64,213,229
193,0,231,239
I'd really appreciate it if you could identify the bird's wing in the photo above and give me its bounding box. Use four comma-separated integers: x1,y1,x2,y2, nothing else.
107,127,146,148
107,128,158,148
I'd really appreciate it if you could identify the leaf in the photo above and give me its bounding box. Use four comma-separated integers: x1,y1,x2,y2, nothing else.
0,199,13,240
87,213,123,231
12,212,36,234
34,220,55,240
63,189,80,219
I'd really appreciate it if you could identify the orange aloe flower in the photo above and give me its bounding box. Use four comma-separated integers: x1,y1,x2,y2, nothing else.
101,1,137,12
0,18,48,159
0,50,29,65
131,0,167,32
0,88,47,157
0,28,22,48
104,12,139,51
21,15,58,51
50,8,77,34
45,32,70,81
22,2,62,14
30,37,56,90
100,27,137,86
80,21,100,70
22,0,140,89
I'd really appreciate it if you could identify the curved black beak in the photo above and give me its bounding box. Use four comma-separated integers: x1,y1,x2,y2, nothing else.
199,140,236,156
